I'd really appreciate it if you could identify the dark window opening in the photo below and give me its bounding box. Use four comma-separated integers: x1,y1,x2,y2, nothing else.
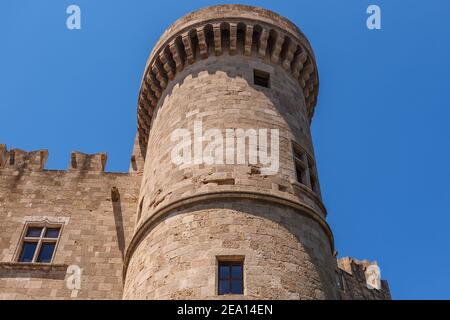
45,228,60,238
310,174,318,193
218,261,243,295
254,69,270,88
295,162,305,184
292,142,319,194
19,242,38,263
26,227,43,238
36,243,56,263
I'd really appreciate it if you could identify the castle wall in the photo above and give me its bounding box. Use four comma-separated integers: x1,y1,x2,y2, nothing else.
0,149,141,299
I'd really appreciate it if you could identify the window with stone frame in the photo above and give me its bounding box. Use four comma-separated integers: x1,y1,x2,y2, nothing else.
17,223,63,264
217,258,244,295
292,141,320,195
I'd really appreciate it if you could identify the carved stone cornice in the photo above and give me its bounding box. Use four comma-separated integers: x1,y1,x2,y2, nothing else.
136,5,319,154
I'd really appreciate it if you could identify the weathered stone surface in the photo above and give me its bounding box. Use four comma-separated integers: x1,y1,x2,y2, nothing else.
0,157,141,299
124,201,337,300
69,151,107,172
135,4,320,152
337,257,391,300
0,146,48,171
0,4,390,300
122,5,390,300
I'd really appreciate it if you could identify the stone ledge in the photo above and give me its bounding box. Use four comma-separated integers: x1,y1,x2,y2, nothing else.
136,5,319,152
124,190,335,279
0,262,68,272
291,180,327,216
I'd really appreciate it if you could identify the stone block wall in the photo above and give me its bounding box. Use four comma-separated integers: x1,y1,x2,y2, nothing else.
337,257,391,300
125,14,337,297
124,199,338,300
0,146,141,299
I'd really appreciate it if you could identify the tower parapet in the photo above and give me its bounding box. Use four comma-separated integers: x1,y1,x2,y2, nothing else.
0,145,109,173
136,4,319,153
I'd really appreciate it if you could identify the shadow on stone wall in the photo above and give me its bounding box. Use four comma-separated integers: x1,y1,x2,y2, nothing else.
111,187,126,262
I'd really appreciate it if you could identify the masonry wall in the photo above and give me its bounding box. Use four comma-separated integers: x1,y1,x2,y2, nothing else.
124,53,339,299
136,55,325,229
124,199,338,300
0,151,391,300
337,257,391,300
0,149,141,299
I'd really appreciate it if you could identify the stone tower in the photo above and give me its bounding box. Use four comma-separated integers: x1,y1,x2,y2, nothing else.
123,5,338,300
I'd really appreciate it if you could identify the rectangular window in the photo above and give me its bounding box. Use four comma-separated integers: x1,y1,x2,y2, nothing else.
293,144,306,185
218,261,244,295
253,69,270,88
17,224,62,264
292,141,320,195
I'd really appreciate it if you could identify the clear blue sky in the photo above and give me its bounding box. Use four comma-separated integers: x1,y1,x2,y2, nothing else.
1,0,449,300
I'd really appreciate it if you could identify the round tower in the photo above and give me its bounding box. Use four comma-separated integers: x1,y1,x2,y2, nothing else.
123,5,339,300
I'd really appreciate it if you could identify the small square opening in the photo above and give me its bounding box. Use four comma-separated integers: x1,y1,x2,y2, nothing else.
253,69,270,88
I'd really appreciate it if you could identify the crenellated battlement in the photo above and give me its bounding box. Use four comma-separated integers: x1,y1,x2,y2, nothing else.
136,4,319,152
0,144,48,171
0,145,111,173
0,144,7,167
337,257,391,300
69,151,107,172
